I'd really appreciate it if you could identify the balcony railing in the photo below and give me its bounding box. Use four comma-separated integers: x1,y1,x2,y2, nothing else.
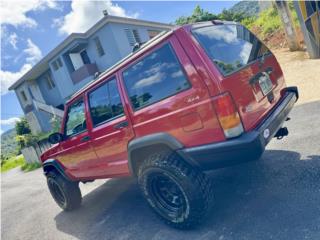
71,63,98,84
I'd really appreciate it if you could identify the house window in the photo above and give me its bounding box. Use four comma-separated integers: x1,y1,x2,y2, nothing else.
132,29,141,43
52,58,63,71
45,74,55,90
52,61,59,71
80,50,90,64
57,58,63,68
148,30,161,39
20,90,27,102
94,37,105,57
125,29,141,46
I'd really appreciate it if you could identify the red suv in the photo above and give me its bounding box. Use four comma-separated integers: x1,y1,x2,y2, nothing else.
42,21,298,228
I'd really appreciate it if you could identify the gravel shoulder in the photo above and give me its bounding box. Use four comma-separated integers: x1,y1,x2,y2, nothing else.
273,49,320,105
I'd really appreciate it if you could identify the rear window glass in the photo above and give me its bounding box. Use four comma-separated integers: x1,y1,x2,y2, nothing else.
192,24,271,75
122,43,190,110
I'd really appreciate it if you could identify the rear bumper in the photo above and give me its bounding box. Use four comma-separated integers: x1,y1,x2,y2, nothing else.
178,87,298,170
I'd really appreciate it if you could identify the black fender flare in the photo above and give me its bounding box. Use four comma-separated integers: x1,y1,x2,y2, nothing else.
42,159,72,181
127,133,198,176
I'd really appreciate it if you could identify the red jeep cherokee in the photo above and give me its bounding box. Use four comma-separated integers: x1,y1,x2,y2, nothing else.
41,21,298,228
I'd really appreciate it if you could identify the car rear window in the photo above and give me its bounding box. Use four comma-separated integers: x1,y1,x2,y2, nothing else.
192,24,271,76
122,43,190,110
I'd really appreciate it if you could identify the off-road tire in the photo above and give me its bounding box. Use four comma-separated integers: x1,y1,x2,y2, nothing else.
138,151,214,229
46,170,82,211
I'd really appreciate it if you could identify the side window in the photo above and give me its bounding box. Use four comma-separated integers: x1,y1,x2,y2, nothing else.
123,43,190,110
89,78,124,127
65,99,86,137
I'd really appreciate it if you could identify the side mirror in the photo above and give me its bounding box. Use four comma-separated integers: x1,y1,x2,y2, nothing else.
48,132,64,144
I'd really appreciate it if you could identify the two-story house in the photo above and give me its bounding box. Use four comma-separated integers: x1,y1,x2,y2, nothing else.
9,14,172,134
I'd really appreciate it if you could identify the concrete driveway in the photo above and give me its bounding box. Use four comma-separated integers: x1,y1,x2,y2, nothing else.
2,101,320,240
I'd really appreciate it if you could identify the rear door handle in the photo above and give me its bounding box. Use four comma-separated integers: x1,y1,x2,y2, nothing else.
80,136,91,142
114,121,129,130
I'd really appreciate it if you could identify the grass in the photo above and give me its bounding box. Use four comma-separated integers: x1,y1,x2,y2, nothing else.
21,162,42,172
241,3,300,39
1,155,25,172
1,155,41,173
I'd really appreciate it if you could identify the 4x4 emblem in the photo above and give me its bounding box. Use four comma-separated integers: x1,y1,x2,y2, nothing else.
186,95,200,103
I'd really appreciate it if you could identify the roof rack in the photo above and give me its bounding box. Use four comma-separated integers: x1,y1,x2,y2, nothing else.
70,30,173,100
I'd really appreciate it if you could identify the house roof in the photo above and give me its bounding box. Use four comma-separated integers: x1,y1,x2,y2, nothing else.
9,15,173,90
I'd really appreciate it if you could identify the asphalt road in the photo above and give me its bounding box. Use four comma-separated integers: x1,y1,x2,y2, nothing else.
2,101,320,240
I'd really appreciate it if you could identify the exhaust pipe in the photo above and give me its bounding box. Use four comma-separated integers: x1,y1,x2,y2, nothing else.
274,127,289,140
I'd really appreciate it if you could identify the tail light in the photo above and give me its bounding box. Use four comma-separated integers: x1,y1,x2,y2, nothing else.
213,92,244,138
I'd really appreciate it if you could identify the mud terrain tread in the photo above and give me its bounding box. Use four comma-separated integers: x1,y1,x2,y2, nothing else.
138,151,214,228
46,170,82,211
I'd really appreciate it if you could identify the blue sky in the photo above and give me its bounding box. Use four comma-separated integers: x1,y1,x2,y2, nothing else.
0,0,237,134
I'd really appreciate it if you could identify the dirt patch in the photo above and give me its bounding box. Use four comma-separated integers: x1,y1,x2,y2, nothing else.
252,27,304,50
273,48,320,105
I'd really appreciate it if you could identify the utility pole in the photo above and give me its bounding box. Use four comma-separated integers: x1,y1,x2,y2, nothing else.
274,1,301,51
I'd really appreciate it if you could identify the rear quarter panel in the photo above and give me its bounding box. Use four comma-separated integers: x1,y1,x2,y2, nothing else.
118,34,225,148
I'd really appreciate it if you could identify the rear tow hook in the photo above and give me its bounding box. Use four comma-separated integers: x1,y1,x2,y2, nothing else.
274,127,289,140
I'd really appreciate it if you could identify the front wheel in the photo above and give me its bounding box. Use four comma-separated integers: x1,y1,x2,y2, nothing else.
138,151,214,229
46,171,82,211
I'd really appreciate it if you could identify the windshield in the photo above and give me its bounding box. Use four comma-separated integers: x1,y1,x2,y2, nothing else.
192,24,271,76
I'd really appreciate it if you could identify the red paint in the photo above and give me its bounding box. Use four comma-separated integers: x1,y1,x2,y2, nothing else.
41,22,288,181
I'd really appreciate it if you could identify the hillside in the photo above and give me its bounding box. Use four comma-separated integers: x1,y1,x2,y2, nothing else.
230,1,272,17
1,128,19,159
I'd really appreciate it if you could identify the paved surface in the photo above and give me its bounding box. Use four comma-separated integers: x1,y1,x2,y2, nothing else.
2,101,320,240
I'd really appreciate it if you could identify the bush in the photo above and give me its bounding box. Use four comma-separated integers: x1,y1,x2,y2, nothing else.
15,118,31,135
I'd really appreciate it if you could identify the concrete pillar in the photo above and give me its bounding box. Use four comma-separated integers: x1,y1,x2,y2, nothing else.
275,1,301,51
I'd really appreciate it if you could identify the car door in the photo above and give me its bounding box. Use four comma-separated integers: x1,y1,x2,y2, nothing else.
57,97,98,179
87,77,134,177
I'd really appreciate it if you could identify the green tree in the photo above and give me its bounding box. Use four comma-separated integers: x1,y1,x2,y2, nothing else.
15,118,31,135
175,5,247,25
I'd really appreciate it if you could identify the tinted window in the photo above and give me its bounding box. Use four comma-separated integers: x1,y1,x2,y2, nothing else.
65,100,86,137
123,44,190,110
89,79,124,126
193,24,271,75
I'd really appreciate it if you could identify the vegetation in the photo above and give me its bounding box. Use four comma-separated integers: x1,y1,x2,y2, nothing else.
1,115,60,172
1,129,19,160
14,117,41,149
175,5,248,25
175,1,301,48
241,3,299,38
1,155,25,172
229,0,270,17
21,162,42,172
15,117,31,135
1,155,41,172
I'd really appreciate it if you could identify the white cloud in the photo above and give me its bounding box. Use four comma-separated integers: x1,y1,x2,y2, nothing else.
0,117,20,125
24,39,42,65
0,39,42,95
55,0,139,35
133,72,165,89
8,32,18,50
0,0,58,28
0,64,32,95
